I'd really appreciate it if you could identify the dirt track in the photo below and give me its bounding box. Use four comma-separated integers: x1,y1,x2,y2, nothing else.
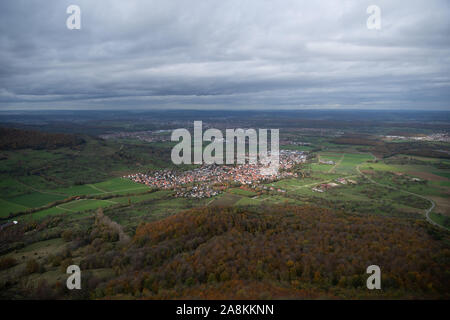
356,154,448,231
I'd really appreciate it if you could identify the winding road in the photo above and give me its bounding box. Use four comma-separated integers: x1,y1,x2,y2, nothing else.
356,154,448,231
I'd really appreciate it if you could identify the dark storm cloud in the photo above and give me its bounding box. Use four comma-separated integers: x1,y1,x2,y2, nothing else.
0,0,449,110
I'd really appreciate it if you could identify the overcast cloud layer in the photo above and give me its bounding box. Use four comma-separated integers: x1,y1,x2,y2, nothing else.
0,0,449,110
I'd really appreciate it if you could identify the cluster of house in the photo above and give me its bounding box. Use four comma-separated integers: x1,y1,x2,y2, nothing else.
413,133,450,142
279,140,312,146
280,150,308,169
175,184,223,199
312,178,357,193
99,130,171,143
125,150,307,198
384,133,449,142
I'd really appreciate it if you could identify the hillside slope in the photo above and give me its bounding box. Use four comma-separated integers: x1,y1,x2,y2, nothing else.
96,205,450,299
0,127,85,150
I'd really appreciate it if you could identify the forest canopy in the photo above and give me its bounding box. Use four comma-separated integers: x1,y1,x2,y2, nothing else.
0,127,85,150
95,205,450,299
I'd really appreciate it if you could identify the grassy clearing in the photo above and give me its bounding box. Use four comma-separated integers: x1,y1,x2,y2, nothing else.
311,152,373,175
52,184,100,196
334,153,373,174
432,171,450,179
362,161,450,178
1,238,66,271
210,193,242,206
20,238,65,254
26,206,69,220
310,163,333,172
360,162,448,197
114,190,172,204
430,212,450,228
318,153,342,161
92,178,148,193
9,193,66,208
259,194,299,205
50,178,149,196
102,195,210,230
227,188,257,197
0,176,37,198
235,197,261,206
0,177,151,218
0,198,29,218
59,199,117,212
281,145,315,151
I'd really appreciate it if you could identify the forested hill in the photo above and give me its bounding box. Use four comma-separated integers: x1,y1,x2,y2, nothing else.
95,205,449,299
0,127,85,150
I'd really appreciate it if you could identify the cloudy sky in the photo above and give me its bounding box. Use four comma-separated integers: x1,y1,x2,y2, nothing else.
0,0,449,110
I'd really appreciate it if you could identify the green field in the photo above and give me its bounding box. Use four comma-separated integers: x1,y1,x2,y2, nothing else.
281,145,315,151
209,193,242,206
90,178,150,193
235,197,261,206
359,161,450,198
227,188,257,197
59,199,116,212
0,134,171,217
0,198,29,218
113,190,173,204
26,206,69,220
0,177,151,218
334,153,373,174
317,152,373,174
310,163,333,172
52,184,101,196
9,193,66,208
430,212,450,228
271,171,346,192
2,147,449,230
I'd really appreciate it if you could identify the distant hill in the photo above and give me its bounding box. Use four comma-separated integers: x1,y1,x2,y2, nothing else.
0,127,85,150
